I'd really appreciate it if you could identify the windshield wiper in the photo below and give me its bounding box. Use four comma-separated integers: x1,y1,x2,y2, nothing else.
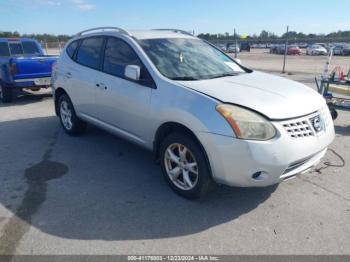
171,76,200,81
209,73,238,79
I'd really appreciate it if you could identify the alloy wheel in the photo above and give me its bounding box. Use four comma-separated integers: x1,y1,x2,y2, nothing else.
164,143,199,191
60,100,73,130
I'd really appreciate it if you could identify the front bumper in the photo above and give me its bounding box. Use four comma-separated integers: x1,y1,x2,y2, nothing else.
196,107,335,187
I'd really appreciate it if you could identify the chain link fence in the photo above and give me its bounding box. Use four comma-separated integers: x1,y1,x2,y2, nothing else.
206,37,350,47
39,41,67,55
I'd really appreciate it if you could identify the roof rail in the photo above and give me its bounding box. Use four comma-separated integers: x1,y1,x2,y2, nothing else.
153,29,194,36
76,27,131,37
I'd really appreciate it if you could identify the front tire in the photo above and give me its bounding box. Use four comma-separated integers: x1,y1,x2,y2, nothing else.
58,94,86,136
0,84,13,103
329,107,338,120
159,132,213,199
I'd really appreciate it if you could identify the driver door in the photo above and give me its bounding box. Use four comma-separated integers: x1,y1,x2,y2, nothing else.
95,37,155,144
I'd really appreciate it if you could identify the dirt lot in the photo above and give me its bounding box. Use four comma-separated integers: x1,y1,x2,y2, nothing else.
234,49,350,76
0,51,350,256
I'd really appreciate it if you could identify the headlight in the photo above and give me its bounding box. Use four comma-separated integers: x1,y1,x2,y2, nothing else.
216,104,276,140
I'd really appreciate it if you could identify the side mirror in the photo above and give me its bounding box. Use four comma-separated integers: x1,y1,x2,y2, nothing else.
125,65,141,81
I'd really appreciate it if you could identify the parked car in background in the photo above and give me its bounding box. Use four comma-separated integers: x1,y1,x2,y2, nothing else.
314,43,328,50
287,45,302,55
216,43,227,52
270,45,285,54
306,44,328,56
240,42,251,52
297,43,308,48
253,44,267,49
227,44,240,53
52,27,334,199
269,45,279,54
270,45,301,55
0,38,57,102
332,44,350,56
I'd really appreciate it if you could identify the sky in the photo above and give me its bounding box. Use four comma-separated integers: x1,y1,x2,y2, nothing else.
0,0,349,36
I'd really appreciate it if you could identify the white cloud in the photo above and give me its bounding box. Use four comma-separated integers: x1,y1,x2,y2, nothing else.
71,0,95,11
36,0,61,6
46,0,61,6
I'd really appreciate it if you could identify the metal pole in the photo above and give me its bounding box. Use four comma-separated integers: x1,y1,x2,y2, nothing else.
234,28,238,58
58,37,62,52
44,38,48,55
282,26,289,73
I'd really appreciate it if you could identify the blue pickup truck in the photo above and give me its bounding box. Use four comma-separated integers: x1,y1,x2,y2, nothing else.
0,38,57,103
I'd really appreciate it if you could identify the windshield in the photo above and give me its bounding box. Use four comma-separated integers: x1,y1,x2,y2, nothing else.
139,38,245,80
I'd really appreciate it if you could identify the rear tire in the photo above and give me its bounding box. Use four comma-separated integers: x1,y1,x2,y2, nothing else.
58,94,87,136
159,132,213,199
0,83,13,103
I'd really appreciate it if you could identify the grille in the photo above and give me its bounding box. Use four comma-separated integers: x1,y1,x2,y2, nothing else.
281,106,332,139
282,120,314,138
282,157,312,175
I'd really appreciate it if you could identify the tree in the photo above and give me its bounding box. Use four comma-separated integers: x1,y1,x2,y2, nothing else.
259,30,269,39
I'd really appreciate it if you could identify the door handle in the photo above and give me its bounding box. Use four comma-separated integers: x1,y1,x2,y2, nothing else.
65,72,72,79
96,83,107,90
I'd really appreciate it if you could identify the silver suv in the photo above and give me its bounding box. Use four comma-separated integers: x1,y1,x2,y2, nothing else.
52,27,334,199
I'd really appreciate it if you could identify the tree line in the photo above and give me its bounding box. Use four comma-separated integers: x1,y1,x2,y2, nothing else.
1,30,350,43
0,31,71,42
198,30,350,42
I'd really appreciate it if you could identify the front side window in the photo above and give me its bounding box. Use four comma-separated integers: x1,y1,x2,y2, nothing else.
139,38,245,80
103,37,153,86
76,37,104,70
9,43,23,55
22,41,41,55
103,37,142,78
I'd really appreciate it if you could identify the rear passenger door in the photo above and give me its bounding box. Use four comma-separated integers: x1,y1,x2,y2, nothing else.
68,36,104,118
96,37,154,143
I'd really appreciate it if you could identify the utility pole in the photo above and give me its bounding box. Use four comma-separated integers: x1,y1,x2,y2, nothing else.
234,28,238,58
282,26,289,73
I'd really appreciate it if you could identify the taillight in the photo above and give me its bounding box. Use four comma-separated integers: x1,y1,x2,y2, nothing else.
9,63,17,76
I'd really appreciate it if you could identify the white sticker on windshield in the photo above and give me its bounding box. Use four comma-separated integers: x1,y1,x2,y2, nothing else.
225,62,244,73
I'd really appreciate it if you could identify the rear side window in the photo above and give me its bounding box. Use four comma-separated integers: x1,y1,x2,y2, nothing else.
0,43,10,56
66,40,79,58
76,37,104,70
9,43,24,55
22,41,41,55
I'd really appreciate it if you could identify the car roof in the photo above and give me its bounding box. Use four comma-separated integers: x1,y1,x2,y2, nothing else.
130,30,196,40
0,37,37,42
74,28,196,41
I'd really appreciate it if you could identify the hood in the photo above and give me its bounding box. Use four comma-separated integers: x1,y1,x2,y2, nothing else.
177,71,325,120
